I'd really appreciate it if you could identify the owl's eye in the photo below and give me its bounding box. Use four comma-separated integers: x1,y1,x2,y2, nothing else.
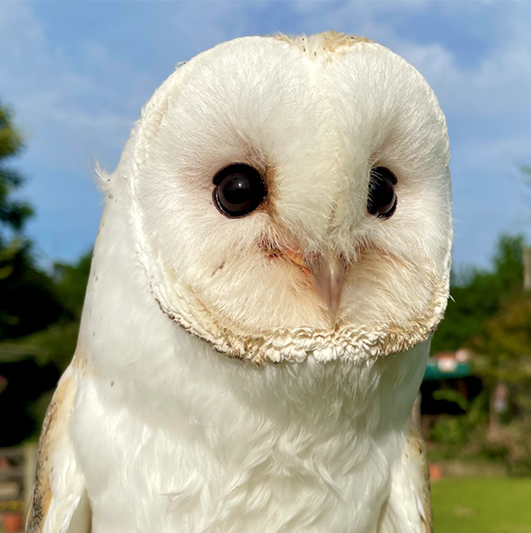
213,164,267,218
367,167,397,219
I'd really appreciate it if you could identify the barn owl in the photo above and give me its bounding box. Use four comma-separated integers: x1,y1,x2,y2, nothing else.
28,32,451,533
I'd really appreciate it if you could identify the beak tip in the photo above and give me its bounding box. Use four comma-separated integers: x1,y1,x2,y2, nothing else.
328,310,339,328
308,252,346,328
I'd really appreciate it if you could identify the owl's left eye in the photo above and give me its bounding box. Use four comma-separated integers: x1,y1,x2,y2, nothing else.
213,164,267,218
367,167,397,219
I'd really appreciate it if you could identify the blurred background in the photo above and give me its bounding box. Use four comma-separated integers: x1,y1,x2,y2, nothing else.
0,1,530,532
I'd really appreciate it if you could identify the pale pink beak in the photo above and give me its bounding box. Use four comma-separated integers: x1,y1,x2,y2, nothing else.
286,248,347,326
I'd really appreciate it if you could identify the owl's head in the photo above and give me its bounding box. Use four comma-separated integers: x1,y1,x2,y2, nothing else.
111,32,452,364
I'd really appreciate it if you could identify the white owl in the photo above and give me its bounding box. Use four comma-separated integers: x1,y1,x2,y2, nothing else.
28,32,452,533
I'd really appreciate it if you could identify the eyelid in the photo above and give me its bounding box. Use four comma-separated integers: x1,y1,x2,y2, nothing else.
370,167,397,185
213,163,261,186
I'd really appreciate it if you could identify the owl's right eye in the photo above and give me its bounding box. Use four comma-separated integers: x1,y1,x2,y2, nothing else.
213,164,267,218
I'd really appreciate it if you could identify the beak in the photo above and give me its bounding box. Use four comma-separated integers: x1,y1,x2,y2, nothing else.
287,248,347,326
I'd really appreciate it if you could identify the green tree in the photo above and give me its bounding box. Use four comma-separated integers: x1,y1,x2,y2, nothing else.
431,230,531,470
477,295,531,471
21,250,92,372
0,102,70,446
0,102,65,339
432,235,524,354
0,104,33,235
2,250,93,445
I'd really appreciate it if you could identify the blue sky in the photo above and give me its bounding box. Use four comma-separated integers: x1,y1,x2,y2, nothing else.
1,1,530,269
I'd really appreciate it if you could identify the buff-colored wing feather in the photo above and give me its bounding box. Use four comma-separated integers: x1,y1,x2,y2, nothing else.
26,361,91,533
406,419,432,532
378,419,432,533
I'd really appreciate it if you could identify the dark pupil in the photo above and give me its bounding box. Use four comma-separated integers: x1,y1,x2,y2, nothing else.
213,164,266,217
219,174,253,211
367,167,397,218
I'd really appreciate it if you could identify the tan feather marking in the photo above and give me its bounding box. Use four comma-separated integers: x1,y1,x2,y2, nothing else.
274,31,373,59
27,360,80,533
406,419,433,533
153,271,448,365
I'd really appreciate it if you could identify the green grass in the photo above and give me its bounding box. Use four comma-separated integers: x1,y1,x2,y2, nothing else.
432,478,531,533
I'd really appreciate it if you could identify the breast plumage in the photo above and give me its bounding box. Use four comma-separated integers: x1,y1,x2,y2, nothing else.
28,31,451,533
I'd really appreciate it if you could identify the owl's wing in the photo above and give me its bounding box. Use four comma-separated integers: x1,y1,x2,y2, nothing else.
378,419,432,533
404,419,432,533
26,361,91,533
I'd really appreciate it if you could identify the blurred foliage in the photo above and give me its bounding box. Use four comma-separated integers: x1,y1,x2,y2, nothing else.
431,226,531,471
0,250,92,445
429,391,490,460
432,234,525,354
433,389,488,427
16,250,92,371
0,102,91,445
0,102,65,340
0,243,68,339
476,295,531,470
0,357,60,446
0,104,33,236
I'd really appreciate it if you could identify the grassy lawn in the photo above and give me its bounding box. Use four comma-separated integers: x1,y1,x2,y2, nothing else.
432,478,531,533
